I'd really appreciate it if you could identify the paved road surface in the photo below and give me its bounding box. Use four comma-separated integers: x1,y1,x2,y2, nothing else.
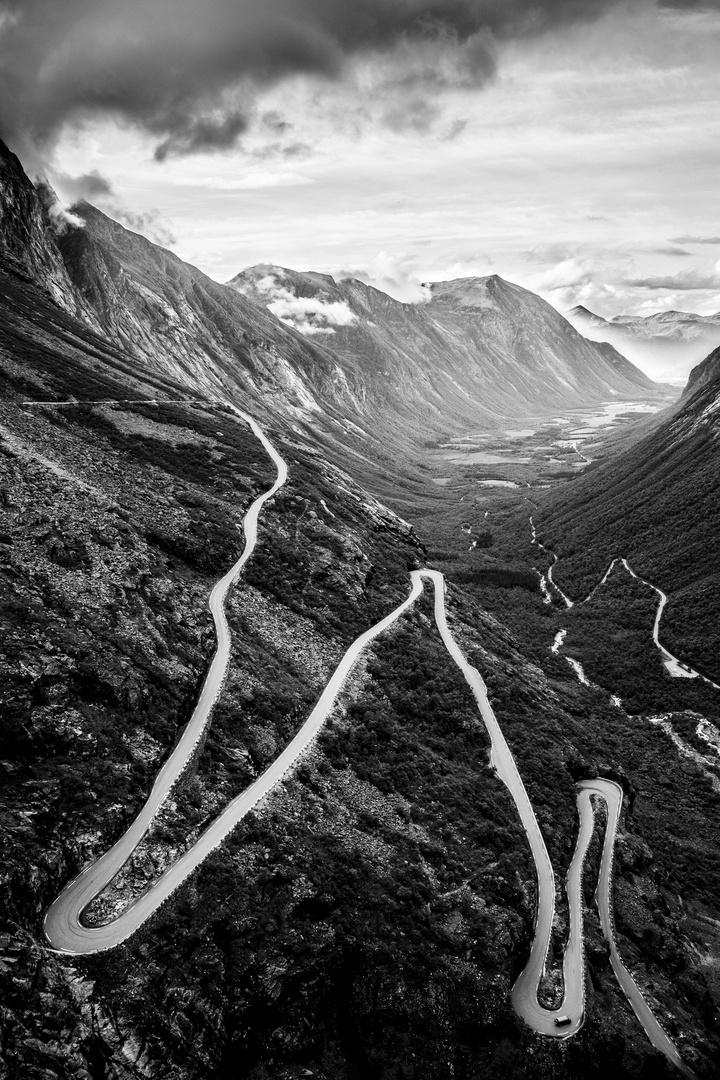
41,417,695,1075
578,780,697,1079
619,559,719,688
43,405,287,952
419,573,581,1034
539,539,717,689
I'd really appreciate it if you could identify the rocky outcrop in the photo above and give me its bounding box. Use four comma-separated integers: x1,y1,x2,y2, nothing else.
0,140,99,328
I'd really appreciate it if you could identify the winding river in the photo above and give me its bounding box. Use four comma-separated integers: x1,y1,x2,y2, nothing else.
530,517,573,608
42,409,695,1077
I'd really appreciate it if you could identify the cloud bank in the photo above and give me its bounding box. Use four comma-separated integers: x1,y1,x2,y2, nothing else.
624,260,720,291
338,251,432,303
242,270,357,336
1,0,697,164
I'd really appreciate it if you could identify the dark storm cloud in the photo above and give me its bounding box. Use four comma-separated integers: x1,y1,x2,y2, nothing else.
53,169,114,202
52,168,177,246
153,111,249,162
0,0,692,162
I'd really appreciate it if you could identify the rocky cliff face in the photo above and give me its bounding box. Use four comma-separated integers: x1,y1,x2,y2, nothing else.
0,142,97,325
424,275,657,400
0,140,372,436
55,203,363,422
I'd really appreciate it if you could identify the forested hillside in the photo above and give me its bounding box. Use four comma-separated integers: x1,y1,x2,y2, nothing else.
536,350,720,683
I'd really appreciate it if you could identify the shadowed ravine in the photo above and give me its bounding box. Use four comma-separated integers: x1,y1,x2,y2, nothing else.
43,411,695,1077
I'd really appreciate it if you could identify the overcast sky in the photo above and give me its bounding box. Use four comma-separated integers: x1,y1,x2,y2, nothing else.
2,0,719,321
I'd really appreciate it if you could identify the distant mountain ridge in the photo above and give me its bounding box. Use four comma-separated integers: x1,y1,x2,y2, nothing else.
1,136,663,476
231,263,660,429
570,304,720,340
567,304,720,382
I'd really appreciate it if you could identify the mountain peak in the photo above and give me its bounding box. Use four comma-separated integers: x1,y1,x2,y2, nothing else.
426,273,522,311
0,138,93,317
229,263,341,296
568,304,603,320
651,309,698,321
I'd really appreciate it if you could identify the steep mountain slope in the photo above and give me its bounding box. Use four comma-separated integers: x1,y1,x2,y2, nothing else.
3,320,719,1080
3,137,720,1080
2,135,666,490
0,139,386,457
232,265,661,430
56,203,361,419
0,250,193,407
682,344,720,399
0,143,96,323
0,139,426,508
567,305,720,383
537,346,720,681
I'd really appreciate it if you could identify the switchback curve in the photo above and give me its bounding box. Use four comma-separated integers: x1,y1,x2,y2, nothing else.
42,418,695,1076
43,405,287,952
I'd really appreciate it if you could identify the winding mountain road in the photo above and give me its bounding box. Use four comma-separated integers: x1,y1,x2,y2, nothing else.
618,559,719,688
548,540,718,690
41,412,695,1077
44,405,287,953
581,781,696,1078
526,521,714,1074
